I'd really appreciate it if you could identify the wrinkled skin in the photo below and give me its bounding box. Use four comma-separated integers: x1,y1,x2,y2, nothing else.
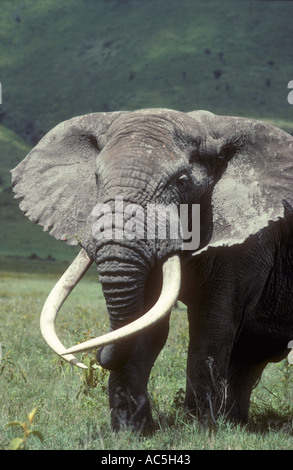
181,204,293,423
11,108,293,432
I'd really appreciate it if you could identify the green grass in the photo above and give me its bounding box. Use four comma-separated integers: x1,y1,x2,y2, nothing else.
1,264,293,450
1,0,293,451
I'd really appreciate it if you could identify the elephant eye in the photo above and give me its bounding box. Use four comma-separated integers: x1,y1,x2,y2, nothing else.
176,172,190,189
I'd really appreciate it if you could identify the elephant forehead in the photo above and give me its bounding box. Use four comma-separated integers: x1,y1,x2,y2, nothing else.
96,143,180,181
107,109,202,143
98,110,205,169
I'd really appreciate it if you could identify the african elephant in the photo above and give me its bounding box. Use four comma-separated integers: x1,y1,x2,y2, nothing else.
11,109,293,432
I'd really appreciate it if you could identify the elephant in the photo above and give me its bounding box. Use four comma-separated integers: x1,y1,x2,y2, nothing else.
11,108,293,432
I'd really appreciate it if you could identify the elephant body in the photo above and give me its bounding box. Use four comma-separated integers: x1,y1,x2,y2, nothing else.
11,108,293,432
106,204,293,431
182,202,293,423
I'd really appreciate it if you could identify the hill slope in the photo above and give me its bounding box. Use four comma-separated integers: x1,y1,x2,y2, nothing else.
0,0,293,265
0,0,292,144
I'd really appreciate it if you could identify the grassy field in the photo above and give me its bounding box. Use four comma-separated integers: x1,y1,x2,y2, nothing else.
1,259,293,450
1,0,293,451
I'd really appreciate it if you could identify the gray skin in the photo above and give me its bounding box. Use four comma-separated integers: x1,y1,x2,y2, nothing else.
181,202,293,423
11,109,293,432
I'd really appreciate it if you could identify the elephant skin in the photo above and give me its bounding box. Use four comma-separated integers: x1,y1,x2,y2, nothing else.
11,108,293,431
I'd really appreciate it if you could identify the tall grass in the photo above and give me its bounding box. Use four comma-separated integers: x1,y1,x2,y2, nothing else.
1,260,293,450
1,0,293,452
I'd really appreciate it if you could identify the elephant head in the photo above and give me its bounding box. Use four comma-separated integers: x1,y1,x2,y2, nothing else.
11,109,293,430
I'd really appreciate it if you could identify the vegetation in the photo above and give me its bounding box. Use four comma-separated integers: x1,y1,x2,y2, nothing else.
0,0,293,146
1,0,293,450
6,407,44,450
1,267,293,450
1,0,293,263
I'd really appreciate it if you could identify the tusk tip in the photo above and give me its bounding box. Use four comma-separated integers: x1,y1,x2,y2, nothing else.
61,355,88,369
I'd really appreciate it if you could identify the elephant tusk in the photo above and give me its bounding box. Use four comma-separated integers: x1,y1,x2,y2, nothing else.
62,254,181,357
40,248,94,369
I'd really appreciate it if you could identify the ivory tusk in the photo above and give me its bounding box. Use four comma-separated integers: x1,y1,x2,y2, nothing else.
62,254,181,357
40,248,94,369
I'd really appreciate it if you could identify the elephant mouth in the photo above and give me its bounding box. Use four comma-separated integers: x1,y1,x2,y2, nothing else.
39,248,181,369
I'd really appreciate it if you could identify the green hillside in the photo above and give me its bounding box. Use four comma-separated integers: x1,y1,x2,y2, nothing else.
0,0,293,265
0,0,293,144
1,2,293,449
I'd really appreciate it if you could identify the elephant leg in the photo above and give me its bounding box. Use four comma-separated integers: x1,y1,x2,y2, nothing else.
185,350,230,421
108,315,170,433
184,306,236,421
226,360,268,423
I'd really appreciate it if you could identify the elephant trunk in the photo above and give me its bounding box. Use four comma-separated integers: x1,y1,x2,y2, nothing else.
95,242,152,369
39,187,182,369
39,247,181,369
96,244,151,327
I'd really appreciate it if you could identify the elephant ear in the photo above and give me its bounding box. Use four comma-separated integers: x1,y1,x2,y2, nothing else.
11,112,125,247
188,111,293,247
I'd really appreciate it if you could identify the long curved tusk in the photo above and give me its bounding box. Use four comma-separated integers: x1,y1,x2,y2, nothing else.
62,254,181,357
40,248,94,369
